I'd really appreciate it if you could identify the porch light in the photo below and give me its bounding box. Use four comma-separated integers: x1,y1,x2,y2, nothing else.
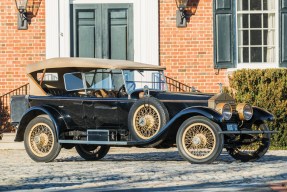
175,0,188,27
175,0,198,28
14,0,28,30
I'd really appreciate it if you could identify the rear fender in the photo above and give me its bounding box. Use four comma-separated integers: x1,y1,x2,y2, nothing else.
14,105,68,142
132,106,224,146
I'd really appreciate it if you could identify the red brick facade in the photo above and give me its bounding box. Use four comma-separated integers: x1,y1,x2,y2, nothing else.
159,0,228,93
0,0,228,95
0,0,46,95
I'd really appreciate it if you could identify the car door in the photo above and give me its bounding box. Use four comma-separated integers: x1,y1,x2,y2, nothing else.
83,69,121,129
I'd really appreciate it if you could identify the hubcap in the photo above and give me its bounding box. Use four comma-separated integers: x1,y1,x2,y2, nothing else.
133,104,161,140
28,123,54,157
182,123,216,159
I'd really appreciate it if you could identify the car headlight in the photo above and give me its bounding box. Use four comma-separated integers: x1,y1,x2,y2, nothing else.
216,103,232,121
236,103,253,121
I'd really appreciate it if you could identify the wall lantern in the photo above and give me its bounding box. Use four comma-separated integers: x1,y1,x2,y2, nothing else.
14,0,28,30
175,0,198,28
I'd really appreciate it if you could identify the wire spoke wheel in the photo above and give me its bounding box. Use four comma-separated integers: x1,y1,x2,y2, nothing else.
226,122,270,162
75,145,110,161
176,116,223,164
28,123,55,157
133,104,161,140
24,116,61,162
182,123,216,159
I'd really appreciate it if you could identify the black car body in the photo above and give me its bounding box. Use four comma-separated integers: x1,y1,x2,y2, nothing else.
11,58,275,163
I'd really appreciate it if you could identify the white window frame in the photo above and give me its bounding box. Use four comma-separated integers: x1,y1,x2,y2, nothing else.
46,0,159,66
234,0,279,70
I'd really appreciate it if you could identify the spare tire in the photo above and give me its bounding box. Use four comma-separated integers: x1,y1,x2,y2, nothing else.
128,97,169,146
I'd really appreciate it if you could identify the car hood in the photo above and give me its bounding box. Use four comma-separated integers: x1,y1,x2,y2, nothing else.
153,91,215,101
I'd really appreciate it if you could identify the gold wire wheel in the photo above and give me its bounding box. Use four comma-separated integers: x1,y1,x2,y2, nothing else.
235,124,265,154
182,123,216,159
28,123,55,157
133,104,161,140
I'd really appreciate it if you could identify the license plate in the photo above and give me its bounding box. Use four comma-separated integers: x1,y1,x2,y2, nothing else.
227,124,238,131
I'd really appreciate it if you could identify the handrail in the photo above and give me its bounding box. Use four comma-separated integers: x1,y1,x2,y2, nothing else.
0,83,29,110
165,76,195,92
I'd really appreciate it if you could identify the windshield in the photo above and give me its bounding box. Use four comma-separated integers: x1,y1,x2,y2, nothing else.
123,70,166,93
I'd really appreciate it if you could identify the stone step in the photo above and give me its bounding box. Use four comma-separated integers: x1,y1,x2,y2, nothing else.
0,133,24,150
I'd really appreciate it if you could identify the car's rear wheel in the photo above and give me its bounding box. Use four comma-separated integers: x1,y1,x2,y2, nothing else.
226,122,270,162
24,116,61,162
128,97,169,147
75,145,110,161
176,116,223,164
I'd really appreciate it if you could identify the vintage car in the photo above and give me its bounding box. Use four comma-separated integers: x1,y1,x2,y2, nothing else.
10,58,275,163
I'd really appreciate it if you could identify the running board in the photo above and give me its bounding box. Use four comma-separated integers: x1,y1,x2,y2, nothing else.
219,130,278,134
59,140,128,145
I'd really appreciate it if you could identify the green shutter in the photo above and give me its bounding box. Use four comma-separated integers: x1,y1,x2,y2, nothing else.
102,4,134,61
280,0,287,67
71,4,133,61
214,0,234,69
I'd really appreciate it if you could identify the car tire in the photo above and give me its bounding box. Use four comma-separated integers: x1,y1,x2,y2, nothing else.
75,145,110,161
24,116,61,162
226,122,270,162
176,116,223,164
128,97,169,147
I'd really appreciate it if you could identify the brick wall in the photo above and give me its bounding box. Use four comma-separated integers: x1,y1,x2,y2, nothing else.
0,0,45,95
159,0,229,93
0,0,229,95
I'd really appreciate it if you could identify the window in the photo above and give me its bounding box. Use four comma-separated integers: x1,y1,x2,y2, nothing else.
37,73,59,81
214,0,287,69
237,0,276,64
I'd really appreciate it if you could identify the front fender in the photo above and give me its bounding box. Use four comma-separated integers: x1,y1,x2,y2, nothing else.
131,106,224,146
251,106,274,123
15,105,68,142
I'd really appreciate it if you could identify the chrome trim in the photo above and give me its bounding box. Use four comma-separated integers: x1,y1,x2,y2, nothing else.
159,100,208,103
59,140,128,145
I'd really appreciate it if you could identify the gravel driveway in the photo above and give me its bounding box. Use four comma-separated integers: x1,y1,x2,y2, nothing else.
0,147,286,191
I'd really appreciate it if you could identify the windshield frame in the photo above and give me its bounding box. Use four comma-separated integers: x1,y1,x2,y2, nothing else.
122,69,167,95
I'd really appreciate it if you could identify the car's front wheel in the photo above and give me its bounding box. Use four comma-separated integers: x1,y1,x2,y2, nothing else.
75,145,110,161
176,116,223,164
226,122,270,162
24,116,61,162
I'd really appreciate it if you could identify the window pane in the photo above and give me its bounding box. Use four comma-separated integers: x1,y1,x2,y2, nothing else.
238,14,249,29
250,30,262,45
263,0,275,10
264,30,274,45
238,30,249,45
64,73,84,91
250,0,262,10
264,47,275,62
250,14,262,28
238,0,249,11
251,47,262,62
239,47,249,63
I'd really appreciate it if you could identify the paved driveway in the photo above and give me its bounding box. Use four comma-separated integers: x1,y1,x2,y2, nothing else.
0,147,286,191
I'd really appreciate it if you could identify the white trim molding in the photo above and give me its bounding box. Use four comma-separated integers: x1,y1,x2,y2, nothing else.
46,0,159,65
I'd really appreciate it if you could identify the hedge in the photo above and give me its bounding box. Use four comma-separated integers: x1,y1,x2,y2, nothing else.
226,69,287,148
0,101,12,133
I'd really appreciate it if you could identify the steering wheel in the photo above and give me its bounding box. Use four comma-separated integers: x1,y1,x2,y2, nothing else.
117,84,127,97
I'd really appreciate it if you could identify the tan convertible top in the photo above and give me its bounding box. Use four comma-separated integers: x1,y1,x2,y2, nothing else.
27,57,165,73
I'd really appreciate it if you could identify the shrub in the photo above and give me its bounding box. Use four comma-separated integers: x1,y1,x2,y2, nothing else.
0,100,12,133
226,69,287,148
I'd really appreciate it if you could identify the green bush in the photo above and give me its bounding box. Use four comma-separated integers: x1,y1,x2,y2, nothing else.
0,100,12,133
226,69,287,148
